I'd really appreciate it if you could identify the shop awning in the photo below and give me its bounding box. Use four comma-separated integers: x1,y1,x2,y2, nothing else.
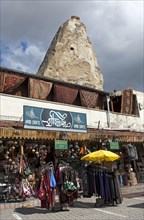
0,127,143,142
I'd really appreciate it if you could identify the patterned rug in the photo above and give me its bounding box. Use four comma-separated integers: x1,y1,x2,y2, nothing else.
29,78,53,100
54,84,78,104
80,89,99,108
121,89,133,114
0,72,26,93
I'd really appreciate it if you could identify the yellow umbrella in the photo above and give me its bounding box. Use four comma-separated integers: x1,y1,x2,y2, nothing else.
81,150,120,163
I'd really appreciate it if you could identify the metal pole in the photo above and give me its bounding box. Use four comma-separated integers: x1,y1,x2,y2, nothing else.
106,95,111,128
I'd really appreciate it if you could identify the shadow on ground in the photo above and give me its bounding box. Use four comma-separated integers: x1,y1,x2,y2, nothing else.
127,202,144,209
14,200,119,215
14,206,50,215
123,192,144,198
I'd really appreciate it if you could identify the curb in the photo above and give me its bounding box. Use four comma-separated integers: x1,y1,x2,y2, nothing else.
0,198,40,210
0,196,59,210
1,184,143,211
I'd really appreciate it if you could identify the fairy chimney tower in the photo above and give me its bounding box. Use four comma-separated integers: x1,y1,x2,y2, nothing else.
37,16,104,90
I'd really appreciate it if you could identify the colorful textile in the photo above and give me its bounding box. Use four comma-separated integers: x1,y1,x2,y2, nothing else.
29,78,52,100
0,72,26,92
54,84,78,104
80,89,99,108
79,146,89,155
121,89,133,114
21,179,31,197
63,181,77,190
0,73,4,92
50,170,56,187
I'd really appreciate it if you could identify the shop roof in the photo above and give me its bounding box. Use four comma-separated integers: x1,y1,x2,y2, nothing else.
0,121,143,143
0,66,110,95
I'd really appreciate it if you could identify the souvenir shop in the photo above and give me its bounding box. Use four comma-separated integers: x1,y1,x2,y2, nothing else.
0,126,143,209
0,127,87,209
0,133,123,209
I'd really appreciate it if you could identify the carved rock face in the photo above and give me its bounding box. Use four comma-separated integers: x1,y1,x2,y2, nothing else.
37,16,104,90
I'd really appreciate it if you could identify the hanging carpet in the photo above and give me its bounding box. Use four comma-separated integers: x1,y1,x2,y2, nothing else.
29,78,53,100
121,89,133,114
0,72,26,93
54,84,78,104
80,89,99,108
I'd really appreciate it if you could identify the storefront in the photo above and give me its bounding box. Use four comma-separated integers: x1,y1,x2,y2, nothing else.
0,112,144,203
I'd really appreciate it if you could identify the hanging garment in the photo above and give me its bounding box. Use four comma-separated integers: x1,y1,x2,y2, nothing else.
86,166,96,196
133,145,138,160
104,172,112,203
112,173,123,204
87,167,123,206
99,170,105,199
126,144,136,159
82,162,89,195
50,170,56,187
38,176,46,201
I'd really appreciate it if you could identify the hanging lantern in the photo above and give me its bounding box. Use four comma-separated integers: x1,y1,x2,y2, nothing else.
7,141,13,145
32,148,35,153
36,153,39,157
0,143,4,153
12,145,15,150
35,150,39,155
6,150,10,155
69,144,73,149
5,155,9,159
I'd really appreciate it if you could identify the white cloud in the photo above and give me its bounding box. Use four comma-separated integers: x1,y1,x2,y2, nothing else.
0,0,143,92
1,42,45,73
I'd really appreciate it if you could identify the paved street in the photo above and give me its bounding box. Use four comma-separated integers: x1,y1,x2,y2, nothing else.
0,189,144,220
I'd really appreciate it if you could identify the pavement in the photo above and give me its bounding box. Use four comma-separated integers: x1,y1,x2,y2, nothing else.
0,183,143,220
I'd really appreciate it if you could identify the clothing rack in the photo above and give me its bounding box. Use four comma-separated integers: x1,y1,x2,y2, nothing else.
40,161,54,171
59,160,69,166
93,164,111,171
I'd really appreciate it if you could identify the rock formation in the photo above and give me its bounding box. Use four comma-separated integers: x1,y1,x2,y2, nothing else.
37,16,104,90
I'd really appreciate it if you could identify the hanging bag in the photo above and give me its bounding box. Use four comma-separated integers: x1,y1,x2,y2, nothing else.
22,179,31,197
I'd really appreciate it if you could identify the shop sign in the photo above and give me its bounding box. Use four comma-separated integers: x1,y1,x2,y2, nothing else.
109,142,120,150
55,140,68,150
23,106,87,133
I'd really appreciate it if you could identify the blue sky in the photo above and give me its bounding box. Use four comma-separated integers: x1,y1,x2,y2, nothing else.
0,0,143,92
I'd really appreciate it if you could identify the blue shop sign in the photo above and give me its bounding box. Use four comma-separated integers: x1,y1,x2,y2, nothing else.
23,106,87,133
